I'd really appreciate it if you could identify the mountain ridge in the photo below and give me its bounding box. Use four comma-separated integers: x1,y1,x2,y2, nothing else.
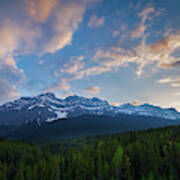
0,92,180,126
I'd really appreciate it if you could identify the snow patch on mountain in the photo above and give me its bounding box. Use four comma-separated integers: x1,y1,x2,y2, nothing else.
55,111,67,119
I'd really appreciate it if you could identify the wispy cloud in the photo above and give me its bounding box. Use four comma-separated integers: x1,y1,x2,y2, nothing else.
61,56,84,74
83,86,100,94
131,6,155,38
25,0,58,23
88,15,104,27
157,78,172,84
93,29,180,76
157,77,180,87
49,5,180,93
109,102,121,106
45,78,70,92
130,6,164,39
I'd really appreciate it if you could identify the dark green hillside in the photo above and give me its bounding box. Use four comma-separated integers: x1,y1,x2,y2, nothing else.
1,115,179,143
0,126,180,179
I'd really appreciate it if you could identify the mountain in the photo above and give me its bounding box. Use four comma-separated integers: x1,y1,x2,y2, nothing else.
0,93,180,142
1,114,179,142
0,92,180,127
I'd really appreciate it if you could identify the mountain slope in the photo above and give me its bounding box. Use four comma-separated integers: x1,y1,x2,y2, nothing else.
1,114,179,142
0,93,180,126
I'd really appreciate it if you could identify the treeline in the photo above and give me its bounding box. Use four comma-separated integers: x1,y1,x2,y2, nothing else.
0,126,180,180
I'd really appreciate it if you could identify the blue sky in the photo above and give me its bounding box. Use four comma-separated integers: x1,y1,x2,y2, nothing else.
0,0,180,109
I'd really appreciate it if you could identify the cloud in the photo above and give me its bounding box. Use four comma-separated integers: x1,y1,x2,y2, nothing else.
1,0,177,102
0,19,41,101
0,65,24,103
157,78,172,84
0,79,20,103
63,65,112,83
45,78,70,92
0,0,102,56
172,83,180,87
93,30,180,76
168,101,180,111
44,0,103,53
56,79,71,90
61,56,84,74
131,100,141,106
113,30,120,37
138,7,155,23
83,86,100,94
131,24,146,39
159,61,180,69
81,66,111,77
88,15,104,27
63,91,74,97
57,5,180,89
44,1,87,53
174,92,180,96
110,101,141,107
0,65,24,84
0,19,38,101
157,77,180,87
109,102,121,106
0,1,100,60
1,0,102,57
66,28,180,80
131,6,155,38
149,38,169,52
0,20,41,67
149,32,180,68
0,0,102,102
25,0,58,23
130,6,163,39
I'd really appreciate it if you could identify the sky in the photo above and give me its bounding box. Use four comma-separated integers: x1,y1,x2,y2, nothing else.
0,0,180,109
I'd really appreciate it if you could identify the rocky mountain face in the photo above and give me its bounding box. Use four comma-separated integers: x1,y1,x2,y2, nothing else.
0,93,180,126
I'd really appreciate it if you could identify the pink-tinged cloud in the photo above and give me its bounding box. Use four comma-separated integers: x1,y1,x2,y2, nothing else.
0,0,102,101
93,30,180,76
84,86,100,94
110,102,121,106
61,56,84,74
131,6,155,38
57,5,180,91
25,0,58,23
44,1,87,53
131,100,141,106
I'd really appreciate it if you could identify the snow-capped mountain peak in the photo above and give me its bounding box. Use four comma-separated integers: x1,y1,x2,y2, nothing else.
0,93,180,125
